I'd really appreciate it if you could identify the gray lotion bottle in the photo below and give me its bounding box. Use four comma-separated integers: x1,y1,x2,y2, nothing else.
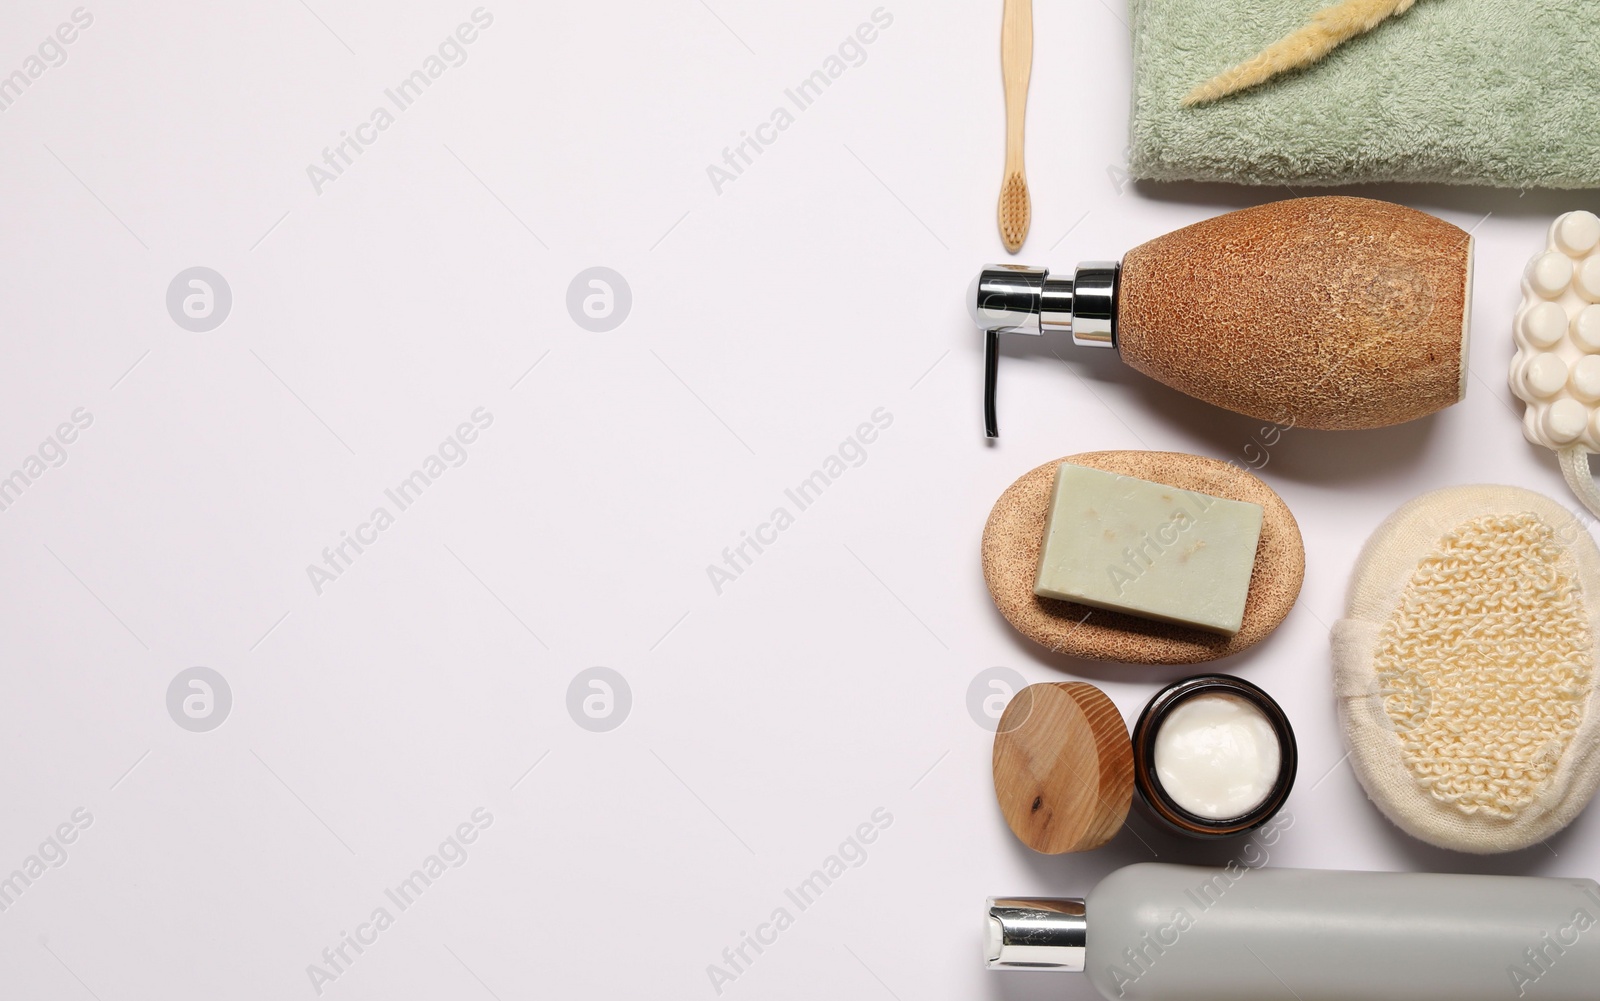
988,863,1600,1001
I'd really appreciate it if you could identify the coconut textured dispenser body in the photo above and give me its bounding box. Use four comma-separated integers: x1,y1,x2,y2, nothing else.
970,196,1473,436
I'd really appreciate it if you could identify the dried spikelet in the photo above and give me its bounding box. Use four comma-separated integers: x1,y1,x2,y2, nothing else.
1182,0,1421,106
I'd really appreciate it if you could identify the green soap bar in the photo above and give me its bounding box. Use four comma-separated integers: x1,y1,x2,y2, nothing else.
1034,464,1264,635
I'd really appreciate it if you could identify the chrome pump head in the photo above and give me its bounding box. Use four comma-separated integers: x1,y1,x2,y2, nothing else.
968,262,1119,437
985,897,1087,971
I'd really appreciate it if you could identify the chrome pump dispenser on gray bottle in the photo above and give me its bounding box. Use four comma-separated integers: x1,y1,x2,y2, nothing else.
987,864,1600,1001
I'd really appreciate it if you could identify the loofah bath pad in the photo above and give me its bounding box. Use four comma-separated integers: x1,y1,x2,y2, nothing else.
982,451,1304,664
1334,485,1600,853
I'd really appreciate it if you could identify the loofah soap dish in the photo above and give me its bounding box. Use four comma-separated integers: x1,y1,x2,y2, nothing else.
1333,485,1600,854
982,451,1304,665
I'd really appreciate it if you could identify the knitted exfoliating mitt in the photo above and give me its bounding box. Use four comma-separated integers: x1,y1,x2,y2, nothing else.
1333,485,1600,853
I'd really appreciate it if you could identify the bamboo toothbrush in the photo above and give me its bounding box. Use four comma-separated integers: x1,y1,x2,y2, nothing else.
997,0,1032,254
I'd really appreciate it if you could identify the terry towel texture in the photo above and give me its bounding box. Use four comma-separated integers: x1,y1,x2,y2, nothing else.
1129,0,1600,188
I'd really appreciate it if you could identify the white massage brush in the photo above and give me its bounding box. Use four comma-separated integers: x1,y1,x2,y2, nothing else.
1509,210,1600,517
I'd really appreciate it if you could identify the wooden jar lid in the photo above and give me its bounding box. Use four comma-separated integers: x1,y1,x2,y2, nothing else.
992,682,1133,854
981,450,1305,664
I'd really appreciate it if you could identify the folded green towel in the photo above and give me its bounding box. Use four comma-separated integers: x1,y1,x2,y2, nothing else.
1129,0,1600,188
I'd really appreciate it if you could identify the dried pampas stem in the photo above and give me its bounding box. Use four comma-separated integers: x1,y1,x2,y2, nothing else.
1182,0,1421,106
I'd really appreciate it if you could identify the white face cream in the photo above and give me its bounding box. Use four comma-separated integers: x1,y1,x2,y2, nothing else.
1152,693,1281,820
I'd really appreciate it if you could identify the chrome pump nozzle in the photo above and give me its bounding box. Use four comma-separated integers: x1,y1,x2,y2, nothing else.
985,897,1088,971
968,262,1119,437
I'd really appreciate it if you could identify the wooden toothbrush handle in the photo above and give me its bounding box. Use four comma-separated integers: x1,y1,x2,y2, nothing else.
1000,0,1031,174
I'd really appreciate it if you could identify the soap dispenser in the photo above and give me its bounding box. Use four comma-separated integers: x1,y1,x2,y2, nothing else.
970,196,1472,437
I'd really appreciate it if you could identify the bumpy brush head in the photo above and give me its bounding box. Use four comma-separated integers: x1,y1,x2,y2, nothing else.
1510,210,1600,452
997,171,1030,254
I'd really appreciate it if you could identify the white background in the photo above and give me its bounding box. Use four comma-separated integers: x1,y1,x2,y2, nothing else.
0,1,1595,999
